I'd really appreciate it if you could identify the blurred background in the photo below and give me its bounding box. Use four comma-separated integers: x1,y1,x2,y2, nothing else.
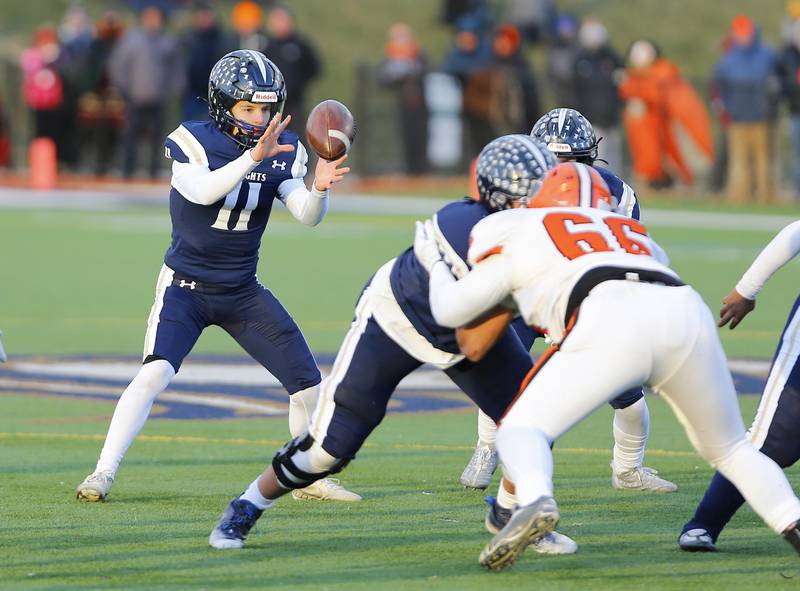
1,0,800,203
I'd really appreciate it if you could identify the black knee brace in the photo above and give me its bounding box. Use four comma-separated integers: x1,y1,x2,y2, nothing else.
271,434,350,490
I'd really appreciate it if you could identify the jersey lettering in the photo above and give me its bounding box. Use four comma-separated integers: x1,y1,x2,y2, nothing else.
543,212,651,259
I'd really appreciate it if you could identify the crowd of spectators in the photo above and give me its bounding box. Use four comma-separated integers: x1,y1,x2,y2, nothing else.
8,0,800,203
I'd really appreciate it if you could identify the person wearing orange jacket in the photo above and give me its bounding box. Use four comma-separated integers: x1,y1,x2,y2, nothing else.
619,39,713,189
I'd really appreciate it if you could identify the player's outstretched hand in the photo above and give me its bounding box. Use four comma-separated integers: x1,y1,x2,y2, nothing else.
250,113,293,162
313,154,350,191
413,219,444,273
718,289,756,330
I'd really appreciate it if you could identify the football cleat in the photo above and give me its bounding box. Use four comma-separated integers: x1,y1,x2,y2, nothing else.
611,462,678,493
0,329,6,362
460,441,498,489
209,496,263,549
76,470,115,502
783,521,800,557
291,478,362,502
679,528,716,552
485,496,577,555
479,495,560,571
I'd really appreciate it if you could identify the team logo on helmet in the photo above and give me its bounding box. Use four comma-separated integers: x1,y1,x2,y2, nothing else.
208,50,287,149
475,135,557,212
531,108,599,161
528,162,616,210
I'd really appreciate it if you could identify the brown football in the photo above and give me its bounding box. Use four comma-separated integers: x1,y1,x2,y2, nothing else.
305,100,356,161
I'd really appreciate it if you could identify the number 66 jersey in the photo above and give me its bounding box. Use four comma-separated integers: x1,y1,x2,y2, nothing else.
466,206,679,343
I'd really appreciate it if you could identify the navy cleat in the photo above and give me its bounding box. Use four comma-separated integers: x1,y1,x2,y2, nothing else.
209,496,263,549
484,495,512,534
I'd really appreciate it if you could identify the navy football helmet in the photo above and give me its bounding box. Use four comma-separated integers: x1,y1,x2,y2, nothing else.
476,135,557,212
208,50,286,149
530,108,599,162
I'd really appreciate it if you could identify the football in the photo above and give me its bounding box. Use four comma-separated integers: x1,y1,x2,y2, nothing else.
305,100,356,161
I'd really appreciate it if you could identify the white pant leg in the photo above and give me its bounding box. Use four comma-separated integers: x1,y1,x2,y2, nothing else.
652,288,800,534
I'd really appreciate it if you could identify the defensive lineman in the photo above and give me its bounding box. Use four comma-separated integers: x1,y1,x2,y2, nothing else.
418,162,800,570
461,107,675,498
76,50,358,503
680,220,800,551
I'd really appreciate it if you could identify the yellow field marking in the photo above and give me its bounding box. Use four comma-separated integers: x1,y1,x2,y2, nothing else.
0,431,699,457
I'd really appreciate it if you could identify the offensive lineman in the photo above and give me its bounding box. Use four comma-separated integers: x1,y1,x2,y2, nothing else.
208,135,585,553
76,50,359,503
461,108,675,501
418,162,800,570
680,220,800,551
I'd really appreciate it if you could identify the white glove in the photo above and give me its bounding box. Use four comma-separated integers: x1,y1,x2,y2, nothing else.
413,219,444,274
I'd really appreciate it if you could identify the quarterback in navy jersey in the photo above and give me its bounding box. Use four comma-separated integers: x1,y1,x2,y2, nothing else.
459,107,676,496
76,50,359,503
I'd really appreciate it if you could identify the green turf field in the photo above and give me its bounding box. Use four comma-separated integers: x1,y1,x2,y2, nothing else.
2,202,800,589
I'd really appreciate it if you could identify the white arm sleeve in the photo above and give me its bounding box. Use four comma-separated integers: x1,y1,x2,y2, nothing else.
428,255,513,328
277,178,329,226
171,150,259,206
736,220,800,299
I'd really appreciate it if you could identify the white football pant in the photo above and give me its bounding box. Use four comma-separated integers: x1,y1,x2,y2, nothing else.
498,280,800,534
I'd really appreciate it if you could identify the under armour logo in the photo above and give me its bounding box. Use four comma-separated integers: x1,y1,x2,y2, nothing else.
179,280,196,290
272,160,286,170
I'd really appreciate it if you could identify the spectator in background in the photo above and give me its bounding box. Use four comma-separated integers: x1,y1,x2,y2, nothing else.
713,16,778,203
378,23,429,175
0,98,11,168
58,4,93,170
546,13,580,107
442,10,492,161
573,19,624,173
778,19,800,200
505,0,556,44
76,11,126,175
708,31,735,193
21,26,66,159
440,0,486,27
619,39,713,189
231,1,268,54
182,2,232,121
264,4,321,136
110,5,183,179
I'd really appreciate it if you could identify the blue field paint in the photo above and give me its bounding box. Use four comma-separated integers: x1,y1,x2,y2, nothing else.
0,354,770,421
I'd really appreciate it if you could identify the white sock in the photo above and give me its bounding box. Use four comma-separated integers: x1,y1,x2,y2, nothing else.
495,478,517,510
289,384,319,437
240,477,275,510
95,359,174,474
612,397,649,473
477,409,497,448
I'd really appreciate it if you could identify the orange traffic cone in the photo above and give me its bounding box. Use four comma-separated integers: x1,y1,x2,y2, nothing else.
29,137,57,190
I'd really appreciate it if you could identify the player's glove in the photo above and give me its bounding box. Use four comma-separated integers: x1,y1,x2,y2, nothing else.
413,219,445,274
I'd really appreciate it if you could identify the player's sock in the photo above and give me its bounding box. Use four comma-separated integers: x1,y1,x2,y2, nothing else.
682,470,746,541
477,409,497,448
241,477,276,510
95,359,174,473
612,397,649,472
289,384,319,437
496,478,517,510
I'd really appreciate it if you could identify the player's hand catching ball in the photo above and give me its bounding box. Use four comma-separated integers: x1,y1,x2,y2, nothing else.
718,289,756,330
313,154,350,191
250,113,293,162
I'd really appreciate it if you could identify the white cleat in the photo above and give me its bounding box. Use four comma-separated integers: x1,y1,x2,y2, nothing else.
460,441,498,489
479,496,560,571
679,528,716,552
0,330,6,362
76,470,115,502
611,462,677,493
291,478,362,502
530,531,578,555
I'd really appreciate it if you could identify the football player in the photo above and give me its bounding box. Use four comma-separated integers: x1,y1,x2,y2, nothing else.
208,135,584,553
461,107,675,498
76,50,359,503
679,220,800,551
417,162,800,570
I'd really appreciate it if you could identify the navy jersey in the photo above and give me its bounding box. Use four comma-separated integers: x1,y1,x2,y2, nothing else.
595,165,640,220
390,199,536,353
162,121,306,286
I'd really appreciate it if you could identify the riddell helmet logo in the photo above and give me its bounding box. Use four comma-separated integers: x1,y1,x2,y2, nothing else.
547,142,572,153
251,91,278,103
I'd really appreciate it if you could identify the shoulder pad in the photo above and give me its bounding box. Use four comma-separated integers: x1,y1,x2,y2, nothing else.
467,209,524,266
165,123,210,167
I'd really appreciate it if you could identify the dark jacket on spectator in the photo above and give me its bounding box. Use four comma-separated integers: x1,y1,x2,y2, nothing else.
572,46,622,127
713,31,777,122
778,42,800,114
